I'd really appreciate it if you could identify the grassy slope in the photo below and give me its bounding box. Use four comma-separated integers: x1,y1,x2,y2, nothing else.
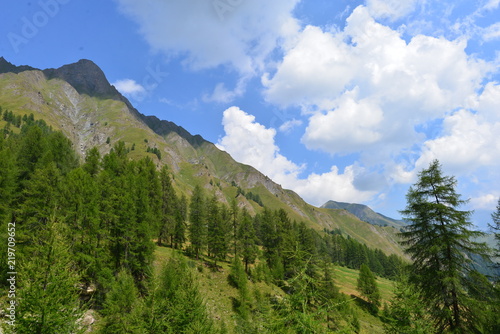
153,246,392,334
1,70,398,333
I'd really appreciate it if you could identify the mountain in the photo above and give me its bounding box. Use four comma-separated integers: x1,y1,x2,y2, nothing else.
0,57,407,258
321,200,407,229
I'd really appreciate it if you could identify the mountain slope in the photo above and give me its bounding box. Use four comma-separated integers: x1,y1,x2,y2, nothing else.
322,200,407,229
0,57,407,258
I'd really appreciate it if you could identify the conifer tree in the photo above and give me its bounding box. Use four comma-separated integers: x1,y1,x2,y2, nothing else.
173,194,188,249
228,256,251,321
356,263,381,310
82,147,101,177
158,166,176,246
99,270,146,334
207,196,231,266
384,272,434,334
237,209,258,274
399,160,489,333
146,253,216,333
0,147,17,221
60,167,101,282
189,185,206,259
490,197,500,260
14,219,86,334
230,198,239,257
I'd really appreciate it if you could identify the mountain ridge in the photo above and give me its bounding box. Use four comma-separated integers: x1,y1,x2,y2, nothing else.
0,57,408,258
321,200,407,229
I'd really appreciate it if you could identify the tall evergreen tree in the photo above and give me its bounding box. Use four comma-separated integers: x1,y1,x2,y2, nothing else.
99,270,146,334
399,160,489,333
14,219,86,334
237,209,258,274
383,272,434,334
157,166,176,246
146,253,217,333
60,167,101,282
489,197,500,260
230,198,239,257
173,194,188,249
206,194,227,266
357,263,381,310
189,185,206,259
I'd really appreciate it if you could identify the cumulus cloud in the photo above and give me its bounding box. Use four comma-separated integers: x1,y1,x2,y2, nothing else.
263,5,491,159
416,109,500,173
217,106,302,179
115,0,300,75
112,79,147,101
414,82,500,173
217,107,376,205
302,92,384,154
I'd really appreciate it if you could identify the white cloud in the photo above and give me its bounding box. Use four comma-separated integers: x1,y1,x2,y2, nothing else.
482,22,500,41
116,0,300,75
366,0,419,21
217,106,302,179
112,79,147,101
482,0,500,11
416,109,500,173
263,5,491,160
279,119,302,133
415,82,500,174
202,78,247,104
302,92,383,154
217,106,376,205
470,194,499,210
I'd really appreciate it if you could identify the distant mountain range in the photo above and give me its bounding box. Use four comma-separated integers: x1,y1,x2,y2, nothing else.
321,200,407,229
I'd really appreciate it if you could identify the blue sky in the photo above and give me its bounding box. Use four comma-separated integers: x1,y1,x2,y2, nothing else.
1,0,499,230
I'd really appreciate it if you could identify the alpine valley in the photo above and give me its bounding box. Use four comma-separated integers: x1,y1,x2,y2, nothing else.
0,58,498,333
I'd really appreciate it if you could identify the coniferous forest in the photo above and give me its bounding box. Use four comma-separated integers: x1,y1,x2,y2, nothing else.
0,111,499,333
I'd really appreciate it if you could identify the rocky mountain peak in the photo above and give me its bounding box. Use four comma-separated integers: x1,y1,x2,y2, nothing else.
43,59,120,99
0,56,37,74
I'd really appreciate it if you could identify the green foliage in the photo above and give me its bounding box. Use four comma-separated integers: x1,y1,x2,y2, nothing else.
12,220,86,334
399,160,491,333
237,209,258,273
157,166,177,246
146,253,217,333
383,272,434,334
189,185,207,259
490,197,500,260
146,146,162,160
207,194,231,266
6,113,497,333
228,257,251,320
99,270,146,334
357,263,381,310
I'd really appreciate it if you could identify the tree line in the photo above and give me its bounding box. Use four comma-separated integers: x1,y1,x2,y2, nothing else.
0,111,498,333
0,115,371,332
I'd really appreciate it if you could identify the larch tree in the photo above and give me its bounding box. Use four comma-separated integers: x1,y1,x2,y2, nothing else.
356,263,381,310
399,160,489,333
237,209,258,274
189,185,206,260
489,197,500,260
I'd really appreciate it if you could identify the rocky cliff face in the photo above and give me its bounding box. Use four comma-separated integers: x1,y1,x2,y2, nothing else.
42,59,121,100
0,56,37,74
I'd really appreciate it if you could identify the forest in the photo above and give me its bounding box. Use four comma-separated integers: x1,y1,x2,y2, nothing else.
0,108,499,333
